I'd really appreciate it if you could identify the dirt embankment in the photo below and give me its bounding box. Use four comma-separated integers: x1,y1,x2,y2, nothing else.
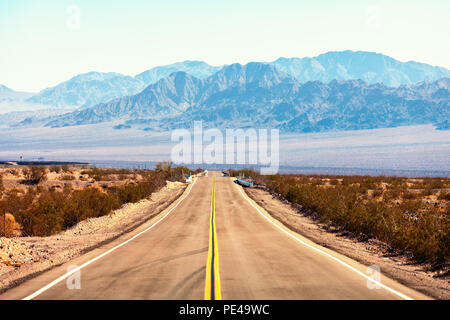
0,180,186,293
245,187,449,300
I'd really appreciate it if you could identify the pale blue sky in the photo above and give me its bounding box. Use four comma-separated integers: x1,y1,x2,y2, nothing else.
1,0,449,92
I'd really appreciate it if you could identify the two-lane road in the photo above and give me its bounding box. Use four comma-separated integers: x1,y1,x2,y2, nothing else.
0,172,430,300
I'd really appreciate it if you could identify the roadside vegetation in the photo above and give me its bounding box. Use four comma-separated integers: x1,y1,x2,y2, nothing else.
0,162,192,237
229,169,449,269
23,166,47,185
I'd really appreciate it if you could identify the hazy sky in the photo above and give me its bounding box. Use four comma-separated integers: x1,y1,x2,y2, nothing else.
1,0,449,92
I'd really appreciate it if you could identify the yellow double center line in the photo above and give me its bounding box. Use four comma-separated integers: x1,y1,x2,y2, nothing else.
204,176,222,300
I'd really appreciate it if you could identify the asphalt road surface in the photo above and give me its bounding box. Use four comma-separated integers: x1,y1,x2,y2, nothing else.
0,172,430,300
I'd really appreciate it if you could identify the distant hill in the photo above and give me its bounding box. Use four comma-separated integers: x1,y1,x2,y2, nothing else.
435,119,450,130
135,61,221,86
269,51,450,87
26,72,146,109
0,84,41,114
44,63,450,133
0,84,33,105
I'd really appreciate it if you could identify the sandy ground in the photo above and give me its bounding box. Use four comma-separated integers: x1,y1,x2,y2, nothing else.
244,187,449,300
0,180,186,294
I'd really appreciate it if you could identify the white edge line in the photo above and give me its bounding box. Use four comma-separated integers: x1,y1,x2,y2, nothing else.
236,183,413,300
23,178,197,300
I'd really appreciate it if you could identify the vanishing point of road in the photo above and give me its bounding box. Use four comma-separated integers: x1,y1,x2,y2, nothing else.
0,172,430,300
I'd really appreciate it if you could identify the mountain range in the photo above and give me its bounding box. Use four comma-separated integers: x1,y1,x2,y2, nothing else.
2,50,449,134
2,51,449,112
43,63,449,133
271,51,450,86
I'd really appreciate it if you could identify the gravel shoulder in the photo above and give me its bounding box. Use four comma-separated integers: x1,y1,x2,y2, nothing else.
0,181,186,294
245,187,449,300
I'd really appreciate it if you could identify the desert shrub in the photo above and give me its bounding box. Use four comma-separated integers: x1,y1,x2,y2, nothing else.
60,174,75,181
422,185,438,196
82,168,131,178
423,178,447,189
251,172,449,266
8,169,20,177
49,165,62,173
21,167,30,178
402,191,419,200
93,174,111,181
371,189,383,199
84,168,132,181
0,213,22,237
438,192,450,201
155,161,190,181
383,189,401,202
329,179,339,185
24,166,47,184
0,174,4,192
1,188,37,236
27,191,66,236
62,188,117,229
1,166,184,237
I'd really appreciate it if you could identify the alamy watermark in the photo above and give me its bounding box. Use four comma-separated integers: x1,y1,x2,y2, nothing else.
366,265,381,290
171,121,279,174
366,5,382,30
66,5,81,30
66,265,81,290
